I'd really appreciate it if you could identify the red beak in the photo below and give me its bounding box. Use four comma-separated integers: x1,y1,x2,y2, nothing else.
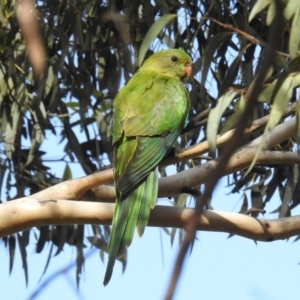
185,64,192,77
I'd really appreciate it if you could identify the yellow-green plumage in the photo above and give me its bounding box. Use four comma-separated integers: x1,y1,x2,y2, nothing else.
103,49,192,285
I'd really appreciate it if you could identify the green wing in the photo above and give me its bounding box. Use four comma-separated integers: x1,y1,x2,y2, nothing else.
113,71,190,199
103,70,190,286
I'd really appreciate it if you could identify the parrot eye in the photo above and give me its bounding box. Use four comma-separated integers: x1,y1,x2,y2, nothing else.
171,56,178,62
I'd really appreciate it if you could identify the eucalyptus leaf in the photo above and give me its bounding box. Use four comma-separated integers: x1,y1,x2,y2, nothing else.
207,91,238,152
289,7,300,58
138,14,177,66
268,76,294,129
249,0,272,22
201,32,232,87
283,0,299,20
266,1,276,25
62,163,72,180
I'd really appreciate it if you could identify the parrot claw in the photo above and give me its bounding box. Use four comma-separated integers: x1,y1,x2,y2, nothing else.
167,147,178,158
181,186,202,197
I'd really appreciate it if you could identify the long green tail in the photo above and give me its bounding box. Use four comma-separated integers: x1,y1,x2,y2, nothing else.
103,168,158,285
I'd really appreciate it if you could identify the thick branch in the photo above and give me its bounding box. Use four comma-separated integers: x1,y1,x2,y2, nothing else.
164,111,297,165
157,119,297,198
32,168,114,200
97,118,299,198
159,150,300,198
1,199,299,242
28,150,300,204
2,111,296,243
28,117,298,203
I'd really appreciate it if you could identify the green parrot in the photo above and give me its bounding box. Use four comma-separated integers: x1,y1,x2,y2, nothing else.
103,49,192,285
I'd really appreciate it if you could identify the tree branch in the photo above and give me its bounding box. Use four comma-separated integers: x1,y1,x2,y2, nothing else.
1,199,300,242
24,117,298,203
164,105,297,165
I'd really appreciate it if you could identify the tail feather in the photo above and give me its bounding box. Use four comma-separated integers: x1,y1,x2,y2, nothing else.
137,168,158,236
103,169,158,286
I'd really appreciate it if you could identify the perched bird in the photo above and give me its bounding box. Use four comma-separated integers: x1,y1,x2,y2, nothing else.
103,49,192,285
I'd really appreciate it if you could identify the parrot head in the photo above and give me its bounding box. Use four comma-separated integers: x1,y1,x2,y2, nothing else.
140,49,192,81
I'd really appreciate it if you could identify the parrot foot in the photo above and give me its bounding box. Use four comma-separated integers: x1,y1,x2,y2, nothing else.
167,147,178,158
181,186,202,197
244,207,266,216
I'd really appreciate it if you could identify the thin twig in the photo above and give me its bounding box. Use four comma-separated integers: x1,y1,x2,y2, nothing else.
206,17,289,58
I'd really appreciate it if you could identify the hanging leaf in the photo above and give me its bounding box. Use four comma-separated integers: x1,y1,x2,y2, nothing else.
268,75,294,129
221,94,245,135
296,99,300,133
207,90,238,153
45,66,54,96
75,225,85,287
239,193,248,213
25,123,45,166
201,32,232,87
17,233,28,286
39,243,54,282
250,188,264,217
5,102,21,159
283,0,299,20
249,0,273,22
36,226,50,253
266,1,276,25
288,55,300,72
9,235,16,274
62,163,72,180
289,7,300,58
258,79,278,103
279,167,295,218
138,14,177,66
218,51,243,97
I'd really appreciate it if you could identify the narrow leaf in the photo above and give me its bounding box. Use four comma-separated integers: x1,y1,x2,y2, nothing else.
218,52,242,97
9,235,16,274
266,1,276,25
62,163,72,180
36,226,50,253
288,56,300,72
5,102,21,159
138,14,177,66
284,0,299,20
279,168,295,217
17,233,28,286
239,193,248,213
250,189,263,217
289,8,300,58
249,0,273,22
207,91,238,152
268,76,293,129
201,32,232,87
221,94,245,134
258,80,277,102
39,243,54,282
296,99,300,133
45,66,54,96
25,123,45,166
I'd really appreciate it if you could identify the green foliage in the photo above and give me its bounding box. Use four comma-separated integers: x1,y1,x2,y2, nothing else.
207,90,239,152
138,14,177,66
0,0,300,285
